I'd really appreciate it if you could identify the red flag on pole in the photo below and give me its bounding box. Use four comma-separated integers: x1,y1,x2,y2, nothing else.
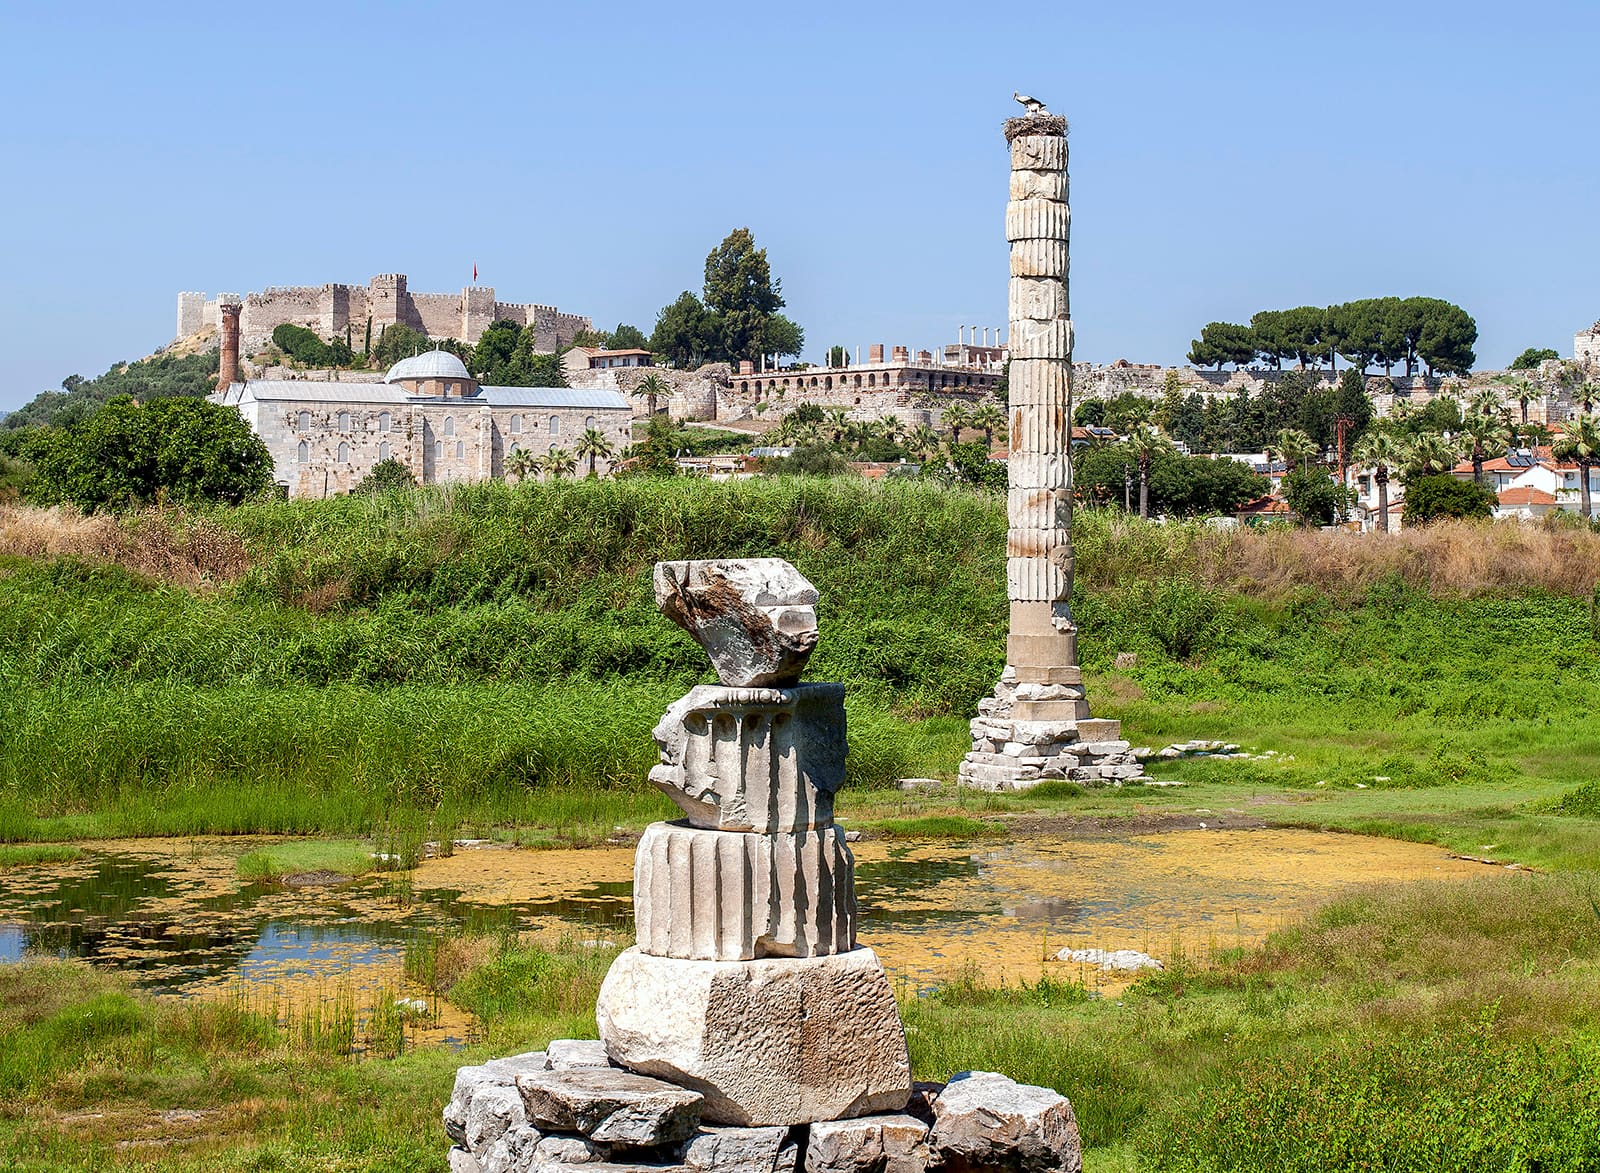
473,263,478,283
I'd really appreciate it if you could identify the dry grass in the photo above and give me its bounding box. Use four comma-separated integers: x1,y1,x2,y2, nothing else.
1078,512,1600,599
0,504,248,589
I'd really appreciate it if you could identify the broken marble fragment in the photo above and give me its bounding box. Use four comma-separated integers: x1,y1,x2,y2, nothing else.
655,560,819,687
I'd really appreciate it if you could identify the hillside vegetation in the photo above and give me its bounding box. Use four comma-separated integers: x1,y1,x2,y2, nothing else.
1,479,1598,851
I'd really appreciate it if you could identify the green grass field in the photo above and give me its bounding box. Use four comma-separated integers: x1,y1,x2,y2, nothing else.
2,479,1600,1169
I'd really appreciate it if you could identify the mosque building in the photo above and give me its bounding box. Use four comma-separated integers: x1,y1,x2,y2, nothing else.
208,304,632,498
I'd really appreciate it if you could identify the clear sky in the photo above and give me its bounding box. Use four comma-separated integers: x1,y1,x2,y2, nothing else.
1,0,1595,411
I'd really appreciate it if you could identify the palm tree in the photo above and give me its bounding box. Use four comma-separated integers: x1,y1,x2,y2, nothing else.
824,409,851,444
1352,429,1403,533
906,424,941,461
1467,387,1506,422
505,447,538,483
541,448,577,480
1274,428,1317,474
1554,415,1600,518
1495,375,1538,427
1401,431,1460,478
969,403,1007,446
1124,426,1167,519
1457,413,1511,487
575,428,614,477
632,373,669,418
942,401,972,442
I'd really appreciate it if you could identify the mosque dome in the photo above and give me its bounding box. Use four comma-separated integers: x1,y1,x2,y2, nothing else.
383,349,471,384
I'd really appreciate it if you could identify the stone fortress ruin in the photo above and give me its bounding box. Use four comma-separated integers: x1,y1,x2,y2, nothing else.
176,274,590,355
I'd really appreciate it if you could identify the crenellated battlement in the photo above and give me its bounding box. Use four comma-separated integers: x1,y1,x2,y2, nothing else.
174,273,588,353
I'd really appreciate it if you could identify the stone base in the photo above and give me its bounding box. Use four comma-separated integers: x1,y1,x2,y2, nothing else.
444,1059,1080,1173
596,947,910,1126
957,670,1143,792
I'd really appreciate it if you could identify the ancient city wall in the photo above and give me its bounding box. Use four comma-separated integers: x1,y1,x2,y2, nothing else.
177,275,590,355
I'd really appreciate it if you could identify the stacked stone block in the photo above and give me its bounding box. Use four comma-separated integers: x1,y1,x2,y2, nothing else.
597,560,910,1127
445,546,1085,1173
959,110,1142,792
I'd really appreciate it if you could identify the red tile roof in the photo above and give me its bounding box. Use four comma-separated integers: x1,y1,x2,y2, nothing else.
1497,486,1557,506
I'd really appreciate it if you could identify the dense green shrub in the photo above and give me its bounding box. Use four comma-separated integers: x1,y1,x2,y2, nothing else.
22,396,274,510
1403,474,1496,524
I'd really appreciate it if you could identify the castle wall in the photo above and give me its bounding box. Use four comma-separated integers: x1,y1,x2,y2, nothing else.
241,287,326,353
176,293,206,339
1576,328,1600,367
177,274,590,355
408,291,461,339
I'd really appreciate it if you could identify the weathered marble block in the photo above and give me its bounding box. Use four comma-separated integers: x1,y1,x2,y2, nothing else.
597,946,911,1127
633,821,857,961
656,560,820,688
649,684,845,832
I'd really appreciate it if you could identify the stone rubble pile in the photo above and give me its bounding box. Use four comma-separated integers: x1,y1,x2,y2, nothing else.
443,556,1084,1173
445,1055,1081,1173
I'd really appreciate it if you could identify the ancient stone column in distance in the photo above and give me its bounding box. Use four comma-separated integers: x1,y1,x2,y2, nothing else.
957,100,1142,792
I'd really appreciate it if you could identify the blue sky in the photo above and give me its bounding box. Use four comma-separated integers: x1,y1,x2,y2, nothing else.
1,0,1595,410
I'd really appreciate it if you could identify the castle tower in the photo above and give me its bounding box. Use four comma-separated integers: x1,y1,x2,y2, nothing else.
216,300,242,391
957,102,1141,792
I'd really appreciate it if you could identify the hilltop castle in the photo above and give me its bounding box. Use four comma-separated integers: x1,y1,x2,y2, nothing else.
176,274,590,356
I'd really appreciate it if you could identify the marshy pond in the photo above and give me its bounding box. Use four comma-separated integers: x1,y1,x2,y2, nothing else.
0,828,1505,1046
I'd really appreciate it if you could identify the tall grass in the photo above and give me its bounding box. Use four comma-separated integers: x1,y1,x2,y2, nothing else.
3,479,1599,838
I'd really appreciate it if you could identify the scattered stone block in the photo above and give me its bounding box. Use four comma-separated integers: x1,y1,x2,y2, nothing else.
655,560,819,688
1075,741,1131,756
517,1068,704,1148
547,1040,615,1071
597,946,911,1126
682,1124,795,1173
466,1084,530,1153
479,1124,544,1173
450,1146,484,1173
1053,948,1162,972
1071,719,1121,741
805,1114,930,1173
929,1071,1082,1173
446,1053,548,1146
534,1134,609,1165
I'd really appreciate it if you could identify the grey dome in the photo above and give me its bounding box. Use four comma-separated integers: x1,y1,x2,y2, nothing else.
383,349,471,383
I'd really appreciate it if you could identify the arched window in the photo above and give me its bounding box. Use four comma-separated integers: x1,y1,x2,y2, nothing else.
549,443,558,455
337,442,349,464
854,375,862,387
510,414,523,434
379,412,391,432
456,441,464,459
296,411,310,431
825,377,833,390
434,441,443,459
549,415,560,435
510,442,520,454
379,442,390,461
444,417,455,437
297,441,309,462
338,412,350,431
868,374,876,387
585,416,595,429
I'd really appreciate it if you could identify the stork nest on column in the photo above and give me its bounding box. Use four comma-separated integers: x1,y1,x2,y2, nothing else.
1003,113,1068,142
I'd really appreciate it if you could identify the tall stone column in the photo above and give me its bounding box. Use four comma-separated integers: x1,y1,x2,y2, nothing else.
958,103,1142,792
